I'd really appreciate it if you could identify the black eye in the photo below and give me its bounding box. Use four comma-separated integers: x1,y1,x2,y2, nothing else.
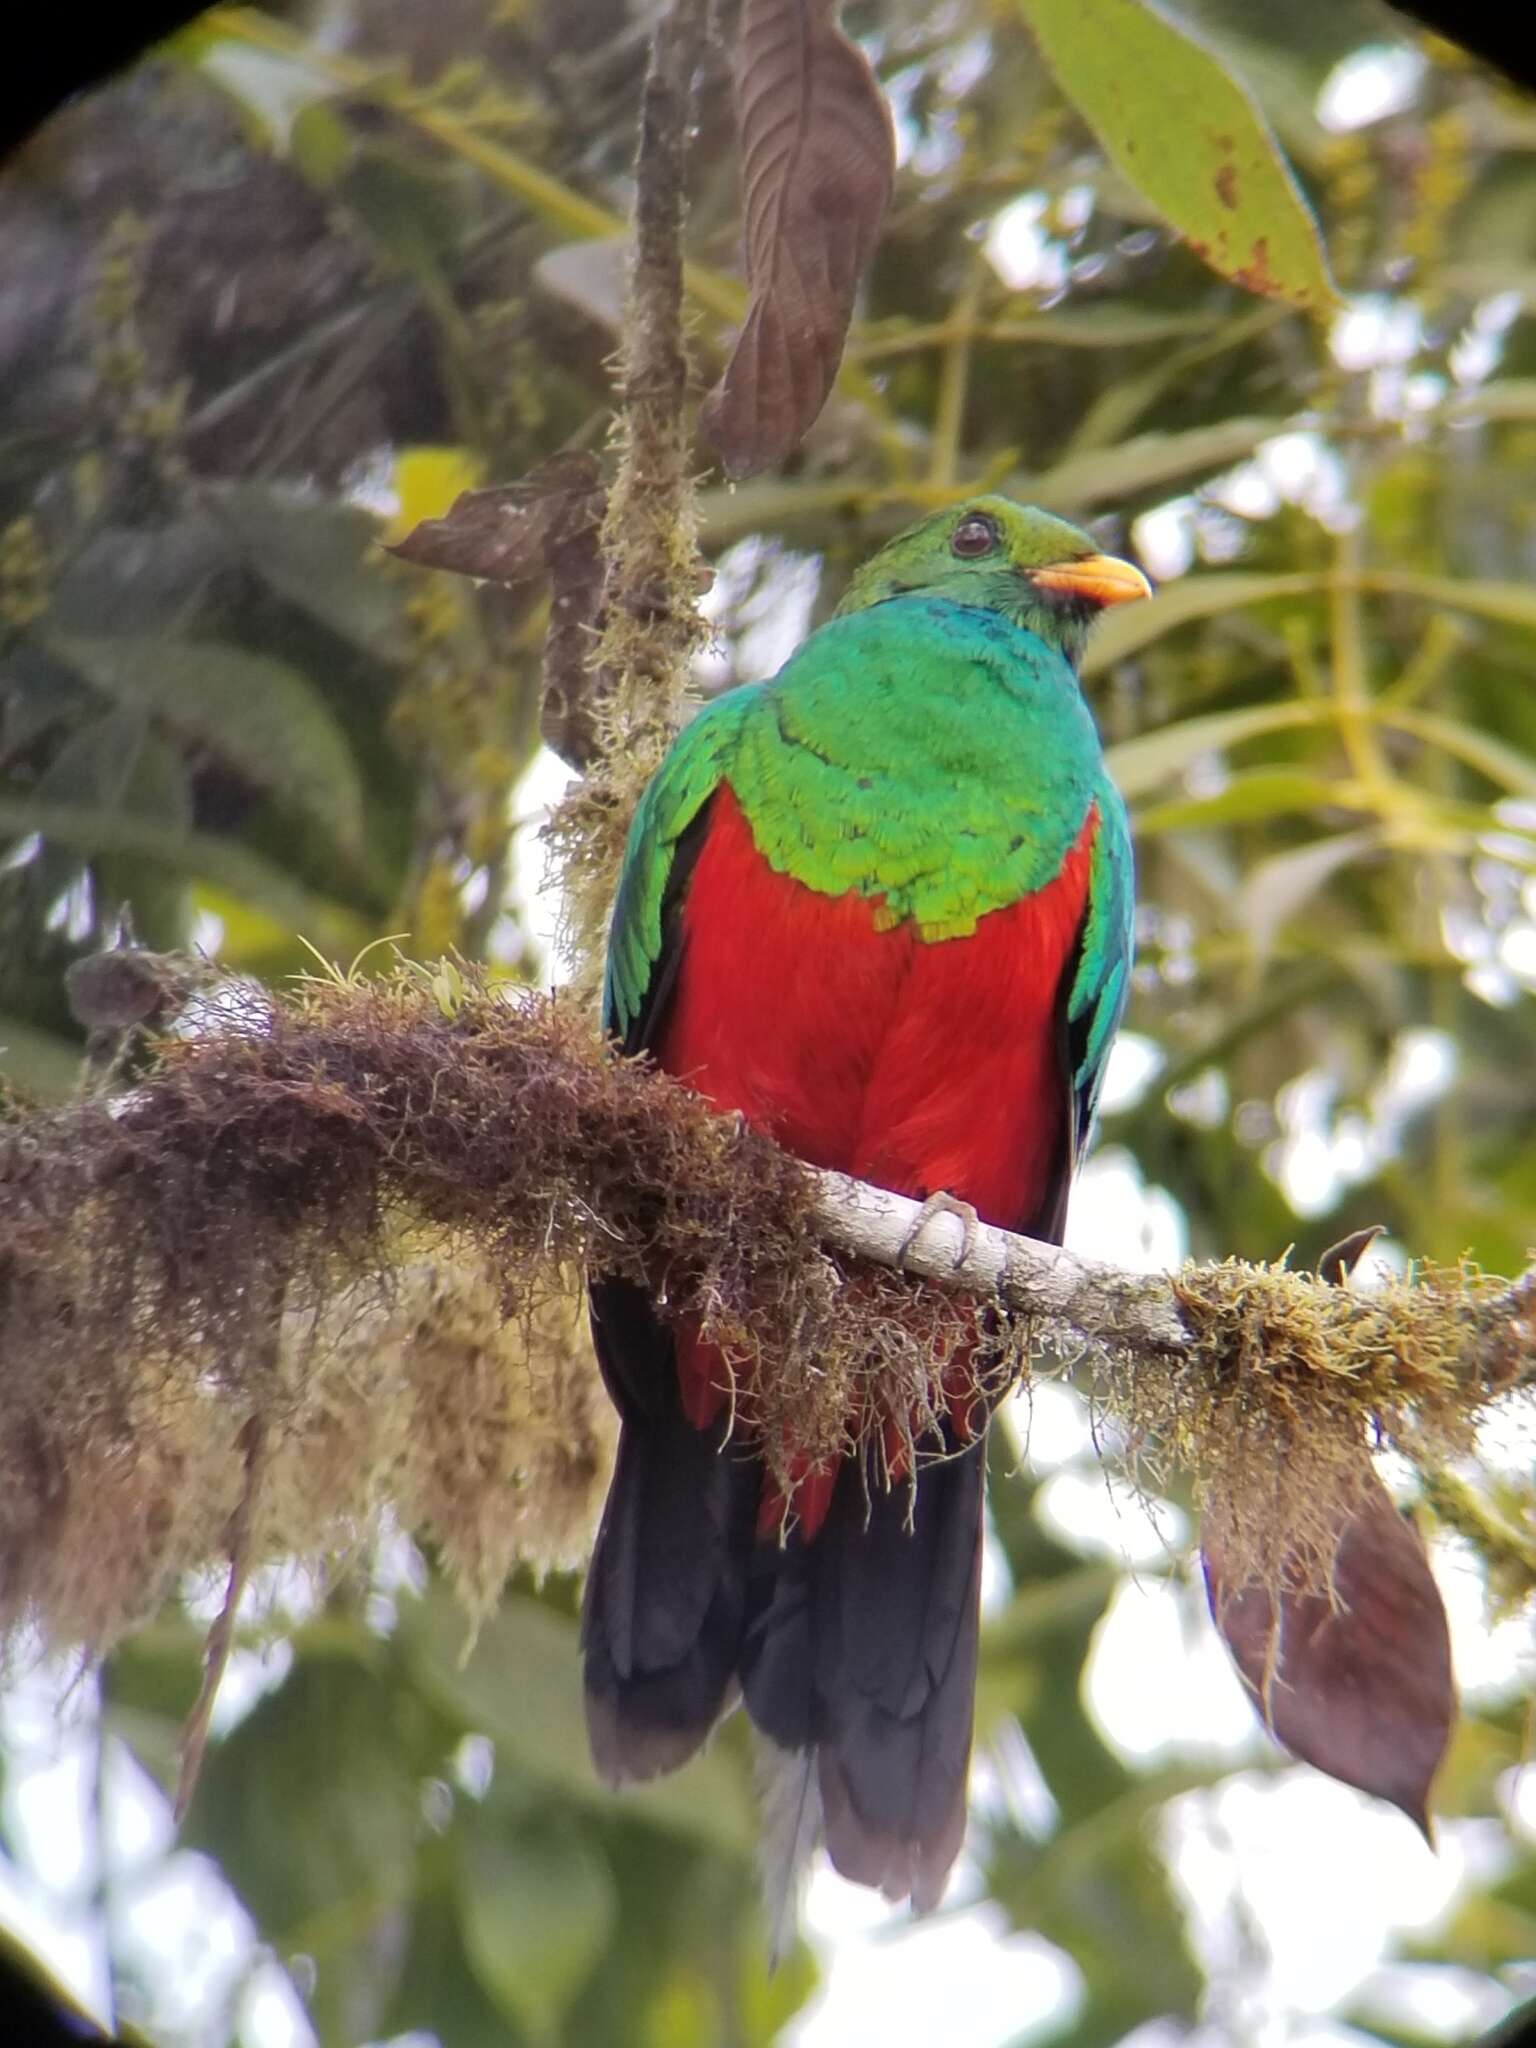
951,514,999,559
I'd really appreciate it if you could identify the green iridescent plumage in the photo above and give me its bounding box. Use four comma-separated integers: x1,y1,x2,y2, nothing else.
604,493,1136,1124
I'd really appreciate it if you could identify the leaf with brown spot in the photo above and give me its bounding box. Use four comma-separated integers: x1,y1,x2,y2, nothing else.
1203,1475,1456,1833
701,0,895,478
1016,0,1338,311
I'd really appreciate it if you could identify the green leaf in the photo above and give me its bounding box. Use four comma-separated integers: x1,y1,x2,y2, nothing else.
1384,709,1536,802
1086,567,1536,683
1016,0,1338,310
456,1801,615,2034
851,305,1227,361
1083,570,1322,676
0,795,370,952
101,1625,209,1796
979,1562,1123,1683
382,1880,536,2048
1441,379,1536,425
998,304,1228,348
1026,416,1286,514
997,1768,1216,2048
1365,571,1536,636
52,635,366,852
188,35,338,152
47,520,231,639
1105,700,1331,798
1134,768,1351,835
336,143,465,295
401,1585,758,1856
289,101,356,189
0,1016,81,1098
188,6,751,325
1237,826,1381,956
202,482,408,664
36,709,140,804
1066,302,1288,453
182,1654,427,1948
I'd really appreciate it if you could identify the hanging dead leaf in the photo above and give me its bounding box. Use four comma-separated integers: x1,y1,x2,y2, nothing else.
386,452,611,769
540,522,610,771
1203,1474,1455,1834
385,451,604,585
701,0,894,478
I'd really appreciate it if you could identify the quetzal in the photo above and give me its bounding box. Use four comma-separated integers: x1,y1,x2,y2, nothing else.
581,496,1149,1916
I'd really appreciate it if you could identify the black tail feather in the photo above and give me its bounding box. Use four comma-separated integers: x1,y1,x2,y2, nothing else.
580,1281,760,1781
583,1281,986,1906
581,1408,761,1779
741,1439,986,1907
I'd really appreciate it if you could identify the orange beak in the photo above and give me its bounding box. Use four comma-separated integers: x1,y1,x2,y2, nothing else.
1030,554,1153,608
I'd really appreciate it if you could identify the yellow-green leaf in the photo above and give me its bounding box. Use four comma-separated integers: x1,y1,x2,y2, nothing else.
1134,768,1349,836
401,1586,758,1856
1238,827,1380,957
1385,709,1536,802
1016,0,1338,310
1084,570,1321,676
1106,700,1331,798
456,1805,614,2035
1364,571,1536,635
0,1016,82,1099
1027,415,1286,515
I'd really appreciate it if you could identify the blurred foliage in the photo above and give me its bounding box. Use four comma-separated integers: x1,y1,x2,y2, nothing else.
2,1,1536,2045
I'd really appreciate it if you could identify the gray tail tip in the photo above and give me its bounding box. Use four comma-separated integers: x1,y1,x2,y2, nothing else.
753,1737,824,1969
584,1690,712,1787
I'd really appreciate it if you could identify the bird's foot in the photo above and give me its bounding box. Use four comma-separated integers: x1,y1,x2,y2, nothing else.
897,1190,981,1273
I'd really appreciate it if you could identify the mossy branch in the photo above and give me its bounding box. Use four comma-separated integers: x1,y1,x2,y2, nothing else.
542,0,712,1000
814,1167,1535,1392
0,971,1528,1666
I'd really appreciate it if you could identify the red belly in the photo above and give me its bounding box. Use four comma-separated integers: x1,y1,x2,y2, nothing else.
655,783,1095,1532
657,784,1094,1229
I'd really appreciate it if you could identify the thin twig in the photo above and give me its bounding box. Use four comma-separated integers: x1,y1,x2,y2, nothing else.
175,1412,269,1823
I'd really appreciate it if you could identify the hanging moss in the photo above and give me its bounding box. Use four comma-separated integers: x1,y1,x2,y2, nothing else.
0,964,1523,1661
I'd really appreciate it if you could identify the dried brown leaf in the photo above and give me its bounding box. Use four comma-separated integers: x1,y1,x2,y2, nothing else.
386,452,610,769
1316,1224,1387,1288
540,521,611,771
701,0,894,478
1203,1474,1456,1833
385,451,604,584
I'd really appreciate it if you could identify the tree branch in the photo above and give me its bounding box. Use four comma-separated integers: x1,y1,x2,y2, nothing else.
811,1168,1536,1399
808,1169,1193,1354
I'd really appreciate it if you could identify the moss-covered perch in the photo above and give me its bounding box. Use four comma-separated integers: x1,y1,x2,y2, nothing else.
0,967,1529,1669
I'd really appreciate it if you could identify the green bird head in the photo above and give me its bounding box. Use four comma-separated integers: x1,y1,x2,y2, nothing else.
833,494,1151,669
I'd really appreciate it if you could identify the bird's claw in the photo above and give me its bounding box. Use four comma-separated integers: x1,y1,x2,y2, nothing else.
897,1190,981,1273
